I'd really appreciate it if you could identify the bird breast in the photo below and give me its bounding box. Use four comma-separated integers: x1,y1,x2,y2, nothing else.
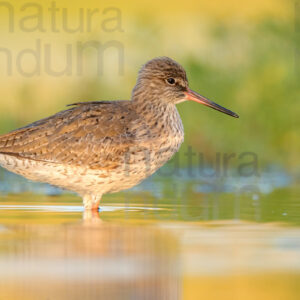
139,104,184,166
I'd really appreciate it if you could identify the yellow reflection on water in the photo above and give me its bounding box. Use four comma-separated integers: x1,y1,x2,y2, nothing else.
0,195,300,300
0,210,180,299
184,274,300,300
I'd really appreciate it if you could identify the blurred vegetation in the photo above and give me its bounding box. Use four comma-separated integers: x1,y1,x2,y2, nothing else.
0,0,298,170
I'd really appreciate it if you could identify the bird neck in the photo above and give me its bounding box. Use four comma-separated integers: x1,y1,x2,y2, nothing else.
131,83,183,139
131,83,171,116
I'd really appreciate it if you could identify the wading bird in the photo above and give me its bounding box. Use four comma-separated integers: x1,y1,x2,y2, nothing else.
0,57,238,211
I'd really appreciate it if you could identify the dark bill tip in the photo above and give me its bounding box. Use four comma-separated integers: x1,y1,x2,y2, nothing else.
185,89,239,118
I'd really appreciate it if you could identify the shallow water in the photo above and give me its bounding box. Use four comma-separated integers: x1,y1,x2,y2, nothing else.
0,168,300,300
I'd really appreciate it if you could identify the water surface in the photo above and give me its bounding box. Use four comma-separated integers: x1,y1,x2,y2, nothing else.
0,169,299,300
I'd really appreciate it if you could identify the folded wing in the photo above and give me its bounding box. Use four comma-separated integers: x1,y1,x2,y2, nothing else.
0,101,148,169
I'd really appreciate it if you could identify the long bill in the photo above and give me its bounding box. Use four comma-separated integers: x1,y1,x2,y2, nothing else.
184,89,239,118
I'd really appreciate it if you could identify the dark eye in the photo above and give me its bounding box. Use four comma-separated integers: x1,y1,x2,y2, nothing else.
166,78,175,85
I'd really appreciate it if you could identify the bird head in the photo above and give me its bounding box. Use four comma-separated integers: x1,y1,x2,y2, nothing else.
133,57,239,118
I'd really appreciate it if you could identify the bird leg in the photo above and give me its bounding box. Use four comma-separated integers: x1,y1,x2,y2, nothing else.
83,194,102,211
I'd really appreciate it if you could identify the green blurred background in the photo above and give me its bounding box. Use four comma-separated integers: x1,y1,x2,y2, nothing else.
0,2,299,299
0,0,298,171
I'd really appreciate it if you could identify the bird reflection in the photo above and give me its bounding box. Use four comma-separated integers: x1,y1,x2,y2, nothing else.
82,208,103,225
0,206,180,300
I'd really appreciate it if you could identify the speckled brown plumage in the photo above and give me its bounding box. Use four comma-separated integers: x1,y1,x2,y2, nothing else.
0,57,238,210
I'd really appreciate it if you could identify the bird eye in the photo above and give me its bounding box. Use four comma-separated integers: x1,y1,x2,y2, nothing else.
166,78,176,85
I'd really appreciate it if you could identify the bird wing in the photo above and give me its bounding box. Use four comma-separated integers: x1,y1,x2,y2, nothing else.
0,101,150,169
